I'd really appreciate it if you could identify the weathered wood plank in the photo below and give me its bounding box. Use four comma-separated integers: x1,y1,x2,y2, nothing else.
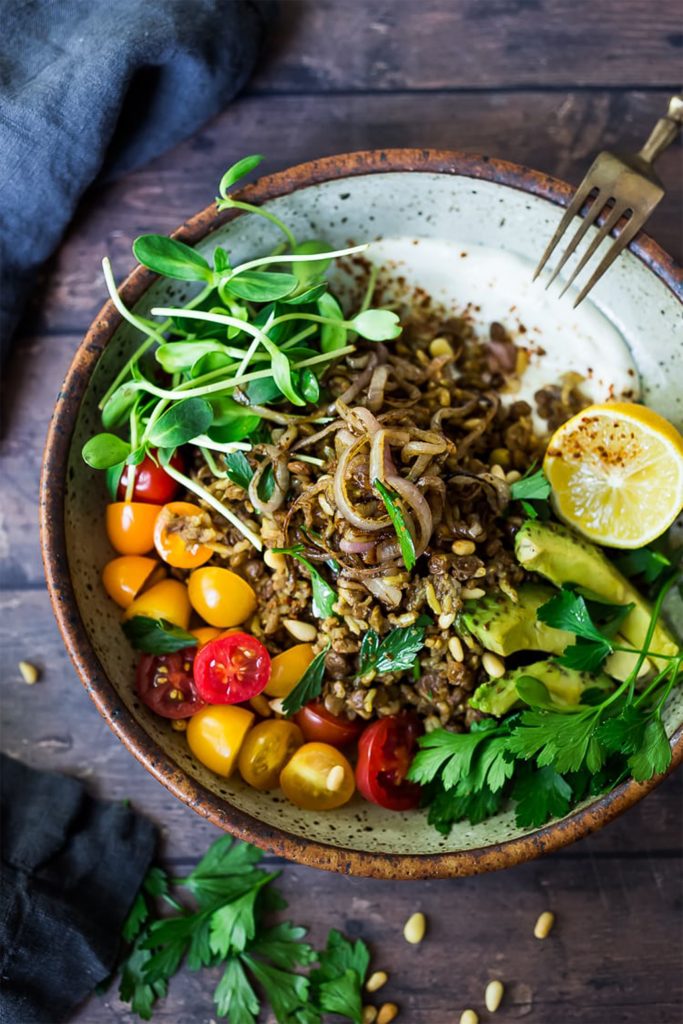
253,0,683,91
2,588,681,863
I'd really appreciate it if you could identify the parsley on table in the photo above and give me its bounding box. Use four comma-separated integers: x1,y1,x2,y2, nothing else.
122,616,198,654
281,643,331,716
358,621,429,677
273,544,338,618
114,835,370,1023
373,478,417,571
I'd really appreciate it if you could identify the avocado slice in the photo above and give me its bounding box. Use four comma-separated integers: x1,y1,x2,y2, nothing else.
514,520,679,667
470,659,613,717
460,583,575,657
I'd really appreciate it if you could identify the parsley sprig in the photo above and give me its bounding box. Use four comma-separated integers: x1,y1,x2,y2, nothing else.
409,575,681,834
116,836,370,1022
358,618,431,677
509,466,551,520
272,544,338,618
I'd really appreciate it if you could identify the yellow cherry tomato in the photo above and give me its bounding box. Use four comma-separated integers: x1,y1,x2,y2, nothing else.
265,644,315,698
187,704,254,777
101,556,163,609
154,501,213,569
123,578,191,630
279,742,355,811
238,720,303,790
187,567,257,628
191,626,223,648
106,502,160,555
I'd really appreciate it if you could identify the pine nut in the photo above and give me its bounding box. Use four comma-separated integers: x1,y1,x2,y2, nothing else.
473,566,487,577
171,719,187,732
283,619,317,642
506,470,522,484
438,612,455,630
459,1011,478,1024
490,463,506,480
448,636,465,662
490,447,511,467
485,979,504,1012
403,911,426,944
377,1004,398,1024
425,582,442,615
366,971,388,993
249,694,272,717
461,587,486,600
429,336,453,358
482,652,506,678
534,910,555,939
363,1008,378,1024
18,661,39,684
326,765,345,792
269,698,286,715
264,549,287,571
452,539,476,556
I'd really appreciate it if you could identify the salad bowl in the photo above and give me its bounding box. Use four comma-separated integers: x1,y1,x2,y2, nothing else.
40,149,683,879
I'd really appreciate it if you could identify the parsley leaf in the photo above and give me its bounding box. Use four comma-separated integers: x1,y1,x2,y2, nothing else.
273,545,337,618
248,922,318,970
407,722,499,789
224,451,254,490
119,944,168,1021
121,616,198,654
282,643,330,716
426,781,504,832
628,715,672,781
242,955,310,1023
373,478,417,571
213,959,259,1023
359,624,428,676
512,764,573,828
310,930,370,1024
615,547,672,584
537,588,607,643
509,467,551,502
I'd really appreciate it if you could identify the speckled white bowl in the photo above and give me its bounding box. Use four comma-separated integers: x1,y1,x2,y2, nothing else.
41,151,683,878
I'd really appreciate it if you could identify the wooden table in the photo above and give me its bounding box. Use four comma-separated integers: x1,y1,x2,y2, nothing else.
2,3,681,1021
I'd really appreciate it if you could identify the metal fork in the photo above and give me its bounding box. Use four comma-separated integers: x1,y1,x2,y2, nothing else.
534,93,683,307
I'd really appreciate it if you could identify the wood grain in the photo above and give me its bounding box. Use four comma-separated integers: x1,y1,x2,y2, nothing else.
255,0,683,91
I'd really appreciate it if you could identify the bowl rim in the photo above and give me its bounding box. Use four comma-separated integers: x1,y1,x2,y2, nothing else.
40,147,683,879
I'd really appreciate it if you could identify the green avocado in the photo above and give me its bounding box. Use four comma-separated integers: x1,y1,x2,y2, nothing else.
514,520,679,667
460,583,574,657
469,659,613,717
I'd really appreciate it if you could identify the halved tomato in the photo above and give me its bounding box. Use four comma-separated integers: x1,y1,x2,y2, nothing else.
279,742,355,811
294,702,364,748
355,715,422,811
135,648,204,719
193,632,271,704
238,719,303,790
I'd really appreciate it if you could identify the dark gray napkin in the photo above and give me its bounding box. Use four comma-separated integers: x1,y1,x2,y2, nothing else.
0,753,157,1024
0,0,274,358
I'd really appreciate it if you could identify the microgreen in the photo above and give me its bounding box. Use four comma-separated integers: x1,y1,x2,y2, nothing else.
147,398,213,448
281,644,331,717
82,432,131,469
373,478,417,571
121,617,198,654
273,545,338,618
133,235,215,283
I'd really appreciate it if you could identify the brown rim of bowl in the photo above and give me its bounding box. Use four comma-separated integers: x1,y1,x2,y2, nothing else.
40,148,683,880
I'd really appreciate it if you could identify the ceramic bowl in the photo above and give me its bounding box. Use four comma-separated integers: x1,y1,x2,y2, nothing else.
41,150,683,879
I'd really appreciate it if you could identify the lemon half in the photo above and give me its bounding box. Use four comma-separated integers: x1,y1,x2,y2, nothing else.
543,401,683,549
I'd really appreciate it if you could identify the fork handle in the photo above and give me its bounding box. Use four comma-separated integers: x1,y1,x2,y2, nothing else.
637,94,683,165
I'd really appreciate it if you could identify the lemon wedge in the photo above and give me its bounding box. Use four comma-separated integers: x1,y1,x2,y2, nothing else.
543,401,683,549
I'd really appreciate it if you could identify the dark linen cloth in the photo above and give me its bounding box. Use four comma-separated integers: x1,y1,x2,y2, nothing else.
0,0,274,358
0,754,157,1024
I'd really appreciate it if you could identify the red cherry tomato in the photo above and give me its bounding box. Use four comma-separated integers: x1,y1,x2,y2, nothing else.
294,702,364,748
118,450,184,504
194,632,271,705
355,715,423,811
135,648,205,719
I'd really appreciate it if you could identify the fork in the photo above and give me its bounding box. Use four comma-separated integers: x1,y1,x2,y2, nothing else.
534,93,683,307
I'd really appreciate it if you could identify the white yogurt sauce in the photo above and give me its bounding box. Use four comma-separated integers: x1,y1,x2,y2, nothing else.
358,238,640,427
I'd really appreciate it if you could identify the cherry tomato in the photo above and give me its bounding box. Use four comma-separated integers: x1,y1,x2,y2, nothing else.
265,644,315,698
187,567,257,628
191,626,223,648
135,648,204,719
194,632,271,704
123,578,192,630
106,502,160,555
238,720,303,790
355,715,422,811
153,501,212,569
187,704,254,776
117,450,184,504
280,742,355,811
294,702,364,748
101,555,163,609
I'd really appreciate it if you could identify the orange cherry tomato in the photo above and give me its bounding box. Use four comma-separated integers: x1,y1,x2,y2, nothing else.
123,578,192,630
279,742,355,811
190,626,223,648
186,704,254,777
265,644,315,698
106,502,160,555
238,720,303,790
187,567,257,628
153,501,212,569
101,556,163,609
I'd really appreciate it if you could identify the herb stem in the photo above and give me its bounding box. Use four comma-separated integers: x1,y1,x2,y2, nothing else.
223,243,368,279
160,462,262,551
217,198,298,248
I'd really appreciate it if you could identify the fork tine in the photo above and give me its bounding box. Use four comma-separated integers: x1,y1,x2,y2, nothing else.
532,177,597,281
543,190,608,291
558,203,627,299
572,214,645,308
